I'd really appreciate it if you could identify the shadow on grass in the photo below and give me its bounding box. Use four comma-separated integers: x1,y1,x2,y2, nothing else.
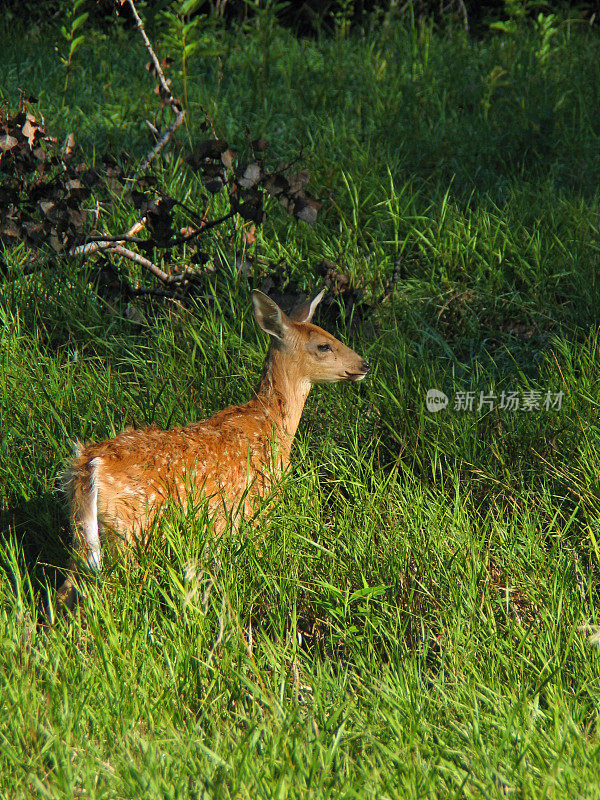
0,490,71,620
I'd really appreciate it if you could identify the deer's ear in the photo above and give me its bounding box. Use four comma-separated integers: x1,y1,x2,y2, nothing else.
252,290,289,341
289,288,326,323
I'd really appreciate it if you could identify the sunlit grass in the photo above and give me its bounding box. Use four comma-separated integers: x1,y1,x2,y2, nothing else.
1,8,600,799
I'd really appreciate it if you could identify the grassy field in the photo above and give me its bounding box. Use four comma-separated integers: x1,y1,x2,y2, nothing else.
2,6,600,798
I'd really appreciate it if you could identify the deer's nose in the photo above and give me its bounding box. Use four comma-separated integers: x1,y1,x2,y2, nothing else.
361,360,370,372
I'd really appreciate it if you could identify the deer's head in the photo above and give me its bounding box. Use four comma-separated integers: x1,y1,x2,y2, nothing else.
252,289,370,385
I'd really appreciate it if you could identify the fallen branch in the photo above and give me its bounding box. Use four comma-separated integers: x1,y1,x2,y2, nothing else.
69,217,148,257
70,239,116,257
79,233,143,247
105,245,205,288
71,210,235,256
108,244,171,283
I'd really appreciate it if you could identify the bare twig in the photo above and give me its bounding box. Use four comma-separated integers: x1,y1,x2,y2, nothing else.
173,198,211,228
69,239,116,257
72,210,235,257
109,244,170,282
133,110,186,178
168,210,236,246
128,216,148,237
82,235,150,246
124,0,186,176
106,245,204,288
126,0,178,111
70,218,148,257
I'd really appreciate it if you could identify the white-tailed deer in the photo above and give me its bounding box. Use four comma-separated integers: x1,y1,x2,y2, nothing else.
57,289,369,611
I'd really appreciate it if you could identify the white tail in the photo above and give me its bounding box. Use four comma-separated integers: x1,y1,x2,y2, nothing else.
57,289,369,611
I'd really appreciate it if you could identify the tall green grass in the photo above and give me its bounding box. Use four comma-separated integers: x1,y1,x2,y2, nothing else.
1,8,600,798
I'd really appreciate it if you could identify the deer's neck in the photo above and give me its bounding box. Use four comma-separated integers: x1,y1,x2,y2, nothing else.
252,346,311,454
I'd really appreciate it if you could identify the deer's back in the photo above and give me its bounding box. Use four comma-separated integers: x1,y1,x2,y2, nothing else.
69,401,284,540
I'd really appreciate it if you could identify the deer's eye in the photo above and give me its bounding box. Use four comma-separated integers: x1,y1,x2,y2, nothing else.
317,343,332,353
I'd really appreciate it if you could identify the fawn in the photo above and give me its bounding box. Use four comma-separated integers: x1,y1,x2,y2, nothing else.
57,289,369,610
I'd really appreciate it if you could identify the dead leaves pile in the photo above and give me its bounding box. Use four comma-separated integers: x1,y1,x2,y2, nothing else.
0,97,322,285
